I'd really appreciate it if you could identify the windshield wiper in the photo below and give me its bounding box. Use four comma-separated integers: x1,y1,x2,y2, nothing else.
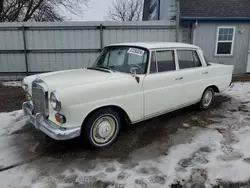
96,66,115,72
87,67,110,73
91,66,115,72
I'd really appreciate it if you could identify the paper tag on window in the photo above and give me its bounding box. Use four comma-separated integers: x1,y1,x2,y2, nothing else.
127,48,144,56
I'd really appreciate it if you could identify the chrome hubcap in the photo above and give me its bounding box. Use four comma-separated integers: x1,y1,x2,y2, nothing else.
92,116,116,144
97,121,112,138
203,90,213,107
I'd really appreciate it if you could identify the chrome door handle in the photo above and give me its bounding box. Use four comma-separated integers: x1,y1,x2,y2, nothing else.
175,77,183,80
202,72,208,74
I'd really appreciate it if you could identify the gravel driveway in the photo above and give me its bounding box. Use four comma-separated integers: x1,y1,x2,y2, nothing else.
0,82,250,188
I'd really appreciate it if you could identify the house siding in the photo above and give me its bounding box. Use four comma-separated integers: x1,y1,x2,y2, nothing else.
193,22,250,73
180,24,192,43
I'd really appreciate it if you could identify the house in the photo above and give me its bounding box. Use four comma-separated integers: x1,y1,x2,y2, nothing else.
143,0,250,73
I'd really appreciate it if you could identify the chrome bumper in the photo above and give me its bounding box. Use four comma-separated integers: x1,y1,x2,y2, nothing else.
22,102,81,140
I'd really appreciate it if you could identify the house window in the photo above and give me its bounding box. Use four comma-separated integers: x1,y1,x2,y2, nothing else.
216,27,235,55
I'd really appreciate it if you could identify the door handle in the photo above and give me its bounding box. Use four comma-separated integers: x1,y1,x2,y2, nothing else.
202,71,208,75
175,77,183,80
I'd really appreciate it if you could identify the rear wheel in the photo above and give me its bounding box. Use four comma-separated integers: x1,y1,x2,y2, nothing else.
199,88,214,109
82,108,120,148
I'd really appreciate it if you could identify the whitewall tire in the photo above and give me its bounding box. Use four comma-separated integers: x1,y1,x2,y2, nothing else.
82,108,120,148
200,88,214,109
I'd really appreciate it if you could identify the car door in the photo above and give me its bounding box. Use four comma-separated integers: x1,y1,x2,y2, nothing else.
176,50,208,105
143,50,183,117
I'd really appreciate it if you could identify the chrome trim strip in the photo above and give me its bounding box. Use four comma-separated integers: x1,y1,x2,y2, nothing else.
22,102,81,140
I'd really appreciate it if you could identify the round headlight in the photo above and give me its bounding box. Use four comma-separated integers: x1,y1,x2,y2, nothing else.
22,79,28,91
50,91,61,111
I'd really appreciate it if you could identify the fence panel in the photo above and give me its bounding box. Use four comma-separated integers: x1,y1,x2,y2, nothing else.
0,21,184,81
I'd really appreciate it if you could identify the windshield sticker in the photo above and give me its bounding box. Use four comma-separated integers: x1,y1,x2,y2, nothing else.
127,48,145,56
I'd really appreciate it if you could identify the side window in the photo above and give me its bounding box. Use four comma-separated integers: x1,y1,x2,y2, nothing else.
150,51,157,73
193,51,202,67
156,50,176,72
177,50,195,69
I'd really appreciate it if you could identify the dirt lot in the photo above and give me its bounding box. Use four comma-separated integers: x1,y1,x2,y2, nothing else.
232,73,250,82
0,84,25,112
0,81,250,188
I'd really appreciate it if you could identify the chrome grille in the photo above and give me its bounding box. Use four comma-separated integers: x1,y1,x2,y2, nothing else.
32,81,48,116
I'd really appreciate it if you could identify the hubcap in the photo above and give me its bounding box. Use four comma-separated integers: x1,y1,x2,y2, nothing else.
203,90,213,107
97,121,111,138
92,116,116,144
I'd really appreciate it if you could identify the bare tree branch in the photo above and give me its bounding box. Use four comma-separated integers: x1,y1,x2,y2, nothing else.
33,2,63,21
0,0,4,15
0,0,89,22
0,0,18,21
23,0,44,21
107,0,143,21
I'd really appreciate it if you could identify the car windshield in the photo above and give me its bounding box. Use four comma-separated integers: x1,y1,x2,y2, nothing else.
92,46,149,74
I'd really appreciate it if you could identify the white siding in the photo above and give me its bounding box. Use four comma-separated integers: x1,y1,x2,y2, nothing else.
194,22,250,73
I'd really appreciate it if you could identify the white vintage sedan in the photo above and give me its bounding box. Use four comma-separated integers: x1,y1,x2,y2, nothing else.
22,42,234,148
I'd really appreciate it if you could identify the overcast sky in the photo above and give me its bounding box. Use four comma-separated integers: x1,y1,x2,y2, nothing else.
63,0,113,21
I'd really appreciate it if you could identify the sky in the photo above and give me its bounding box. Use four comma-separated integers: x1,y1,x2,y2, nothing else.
63,0,113,21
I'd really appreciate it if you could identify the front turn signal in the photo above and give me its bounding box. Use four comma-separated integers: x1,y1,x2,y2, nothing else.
25,94,31,101
55,113,66,124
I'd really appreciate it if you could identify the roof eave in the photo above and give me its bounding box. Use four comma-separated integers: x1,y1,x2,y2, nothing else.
181,17,250,22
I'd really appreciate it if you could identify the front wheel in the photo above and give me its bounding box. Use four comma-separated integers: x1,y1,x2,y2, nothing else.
199,88,214,110
82,108,120,148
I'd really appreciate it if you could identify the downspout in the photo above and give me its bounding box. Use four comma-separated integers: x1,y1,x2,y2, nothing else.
192,20,198,44
158,0,161,20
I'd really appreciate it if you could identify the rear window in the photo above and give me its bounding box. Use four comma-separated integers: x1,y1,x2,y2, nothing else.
177,50,203,69
178,50,195,69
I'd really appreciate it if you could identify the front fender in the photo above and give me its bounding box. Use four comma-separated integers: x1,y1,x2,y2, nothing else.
53,77,144,128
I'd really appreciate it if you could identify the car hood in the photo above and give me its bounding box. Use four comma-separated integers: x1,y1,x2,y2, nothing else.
34,68,131,91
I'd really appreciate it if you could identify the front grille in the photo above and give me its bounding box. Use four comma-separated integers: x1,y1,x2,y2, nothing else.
32,81,48,116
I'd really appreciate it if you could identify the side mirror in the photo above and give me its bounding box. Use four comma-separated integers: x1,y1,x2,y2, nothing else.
130,68,140,83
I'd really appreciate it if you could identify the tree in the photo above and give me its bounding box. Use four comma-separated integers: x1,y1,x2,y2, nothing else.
107,0,143,21
0,0,89,22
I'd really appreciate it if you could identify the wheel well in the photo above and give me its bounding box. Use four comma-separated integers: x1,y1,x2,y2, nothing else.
206,85,220,93
82,105,132,127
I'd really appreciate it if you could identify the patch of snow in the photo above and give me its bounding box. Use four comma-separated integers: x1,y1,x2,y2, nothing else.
182,123,190,128
55,82,250,187
0,111,35,169
2,81,21,87
0,167,37,188
0,83,250,188
0,110,27,135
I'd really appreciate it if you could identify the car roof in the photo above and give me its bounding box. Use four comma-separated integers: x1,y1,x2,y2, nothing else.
107,42,200,50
